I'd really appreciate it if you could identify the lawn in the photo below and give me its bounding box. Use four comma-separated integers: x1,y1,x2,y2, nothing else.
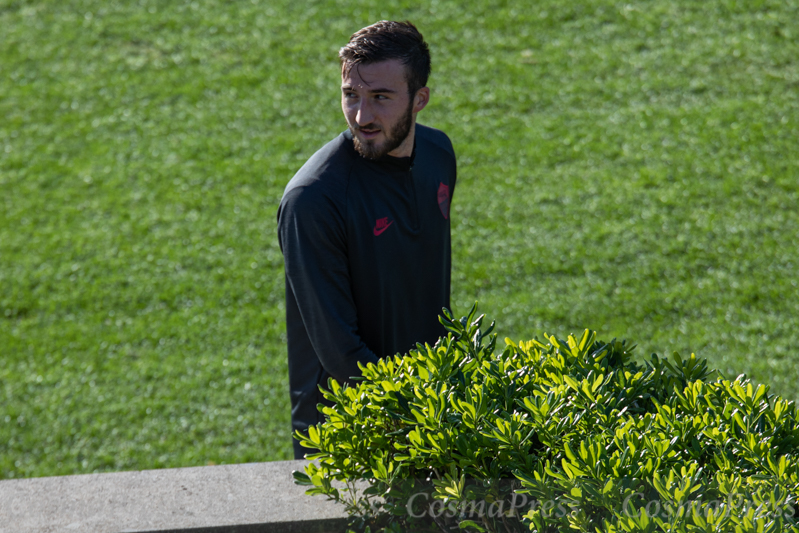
1,0,797,479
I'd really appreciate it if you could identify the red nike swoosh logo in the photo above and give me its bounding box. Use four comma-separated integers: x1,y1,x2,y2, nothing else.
373,220,394,236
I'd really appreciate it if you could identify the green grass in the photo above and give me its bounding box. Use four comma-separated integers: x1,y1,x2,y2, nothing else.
1,0,797,479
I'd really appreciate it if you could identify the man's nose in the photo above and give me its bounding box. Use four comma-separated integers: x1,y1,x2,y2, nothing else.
355,100,374,126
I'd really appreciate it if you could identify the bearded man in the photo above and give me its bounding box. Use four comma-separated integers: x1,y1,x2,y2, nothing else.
277,20,457,459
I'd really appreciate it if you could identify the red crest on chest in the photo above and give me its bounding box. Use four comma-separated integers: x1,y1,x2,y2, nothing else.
437,182,450,219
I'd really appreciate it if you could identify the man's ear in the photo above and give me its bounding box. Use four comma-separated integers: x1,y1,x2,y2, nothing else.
413,87,430,114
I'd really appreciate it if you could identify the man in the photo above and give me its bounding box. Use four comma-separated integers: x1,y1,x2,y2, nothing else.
277,21,457,459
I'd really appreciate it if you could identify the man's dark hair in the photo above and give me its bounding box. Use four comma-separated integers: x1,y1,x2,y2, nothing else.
339,21,431,98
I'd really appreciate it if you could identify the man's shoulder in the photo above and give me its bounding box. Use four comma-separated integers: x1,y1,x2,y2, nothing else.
280,132,355,209
415,124,455,159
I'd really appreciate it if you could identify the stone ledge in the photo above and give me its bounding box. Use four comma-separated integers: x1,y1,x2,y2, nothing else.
0,460,348,533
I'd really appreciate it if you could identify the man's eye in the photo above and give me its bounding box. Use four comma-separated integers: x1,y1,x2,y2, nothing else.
375,94,388,100
344,92,357,99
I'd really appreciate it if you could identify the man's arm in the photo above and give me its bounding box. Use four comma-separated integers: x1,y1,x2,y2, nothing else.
278,186,379,384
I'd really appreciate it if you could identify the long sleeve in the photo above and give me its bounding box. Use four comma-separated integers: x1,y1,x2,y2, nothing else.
279,127,454,459
277,185,379,385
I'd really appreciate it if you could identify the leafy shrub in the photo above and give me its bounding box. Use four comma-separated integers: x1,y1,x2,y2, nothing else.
293,306,799,533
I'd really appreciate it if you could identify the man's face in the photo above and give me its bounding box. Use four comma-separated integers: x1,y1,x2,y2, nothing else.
341,59,417,160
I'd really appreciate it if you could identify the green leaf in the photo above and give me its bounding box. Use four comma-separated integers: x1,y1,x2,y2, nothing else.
732,411,746,432
458,520,487,532
563,375,580,391
564,441,578,463
292,471,312,485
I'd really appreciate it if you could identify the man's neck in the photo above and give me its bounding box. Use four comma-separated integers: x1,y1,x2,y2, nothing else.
387,119,417,159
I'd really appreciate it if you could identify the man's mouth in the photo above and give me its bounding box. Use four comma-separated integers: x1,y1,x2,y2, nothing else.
357,127,381,140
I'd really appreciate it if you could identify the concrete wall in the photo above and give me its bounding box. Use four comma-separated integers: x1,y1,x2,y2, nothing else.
0,460,348,533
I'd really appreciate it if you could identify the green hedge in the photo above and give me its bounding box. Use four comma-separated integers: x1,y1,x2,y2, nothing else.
294,306,799,532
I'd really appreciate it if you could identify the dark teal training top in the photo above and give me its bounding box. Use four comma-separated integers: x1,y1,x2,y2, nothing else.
277,124,456,458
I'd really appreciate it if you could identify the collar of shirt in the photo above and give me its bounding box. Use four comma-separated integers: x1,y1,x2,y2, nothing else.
342,129,417,173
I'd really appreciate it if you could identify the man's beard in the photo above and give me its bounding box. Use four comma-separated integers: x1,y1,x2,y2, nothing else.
350,101,414,160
